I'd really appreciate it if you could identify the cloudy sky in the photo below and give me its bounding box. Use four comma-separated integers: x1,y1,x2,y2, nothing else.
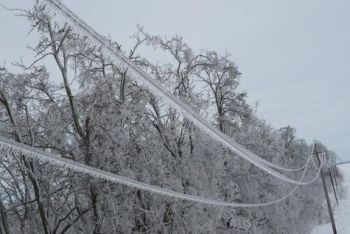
1,0,349,161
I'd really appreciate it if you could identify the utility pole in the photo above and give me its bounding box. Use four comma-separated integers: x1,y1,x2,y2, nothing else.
315,144,337,234
332,162,339,188
328,168,339,205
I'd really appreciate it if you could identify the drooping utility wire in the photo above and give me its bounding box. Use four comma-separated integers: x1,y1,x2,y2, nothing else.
34,0,319,184
0,136,322,208
231,140,313,172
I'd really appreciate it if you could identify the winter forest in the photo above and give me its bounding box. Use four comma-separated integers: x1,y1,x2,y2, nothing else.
0,3,343,234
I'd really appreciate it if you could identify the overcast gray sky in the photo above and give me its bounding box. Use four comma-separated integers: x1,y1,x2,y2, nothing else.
1,0,349,161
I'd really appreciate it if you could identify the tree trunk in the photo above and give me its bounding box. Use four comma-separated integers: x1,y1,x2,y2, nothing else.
0,196,10,234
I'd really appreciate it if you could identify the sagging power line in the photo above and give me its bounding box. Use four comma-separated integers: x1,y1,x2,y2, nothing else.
35,0,320,185
0,136,323,208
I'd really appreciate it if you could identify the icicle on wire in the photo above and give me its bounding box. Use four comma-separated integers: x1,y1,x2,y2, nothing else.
0,136,323,208
34,0,317,184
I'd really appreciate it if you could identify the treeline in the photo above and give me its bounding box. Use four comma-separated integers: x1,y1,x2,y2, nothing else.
0,6,341,234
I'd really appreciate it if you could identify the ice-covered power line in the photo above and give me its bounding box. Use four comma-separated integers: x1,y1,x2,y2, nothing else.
0,136,323,208
35,0,319,184
336,161,350,165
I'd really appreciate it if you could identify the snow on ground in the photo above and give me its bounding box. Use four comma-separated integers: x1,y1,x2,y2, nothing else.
311,163,350,234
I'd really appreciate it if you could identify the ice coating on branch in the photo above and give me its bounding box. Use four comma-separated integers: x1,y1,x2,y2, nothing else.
32,0,321,185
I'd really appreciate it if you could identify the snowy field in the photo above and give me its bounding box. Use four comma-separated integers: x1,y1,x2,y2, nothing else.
311,164,350,234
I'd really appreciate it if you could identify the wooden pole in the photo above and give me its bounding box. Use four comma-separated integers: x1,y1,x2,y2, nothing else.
334,165,339,177
332,163,338,188
328,168,339,205
315,144,337,234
